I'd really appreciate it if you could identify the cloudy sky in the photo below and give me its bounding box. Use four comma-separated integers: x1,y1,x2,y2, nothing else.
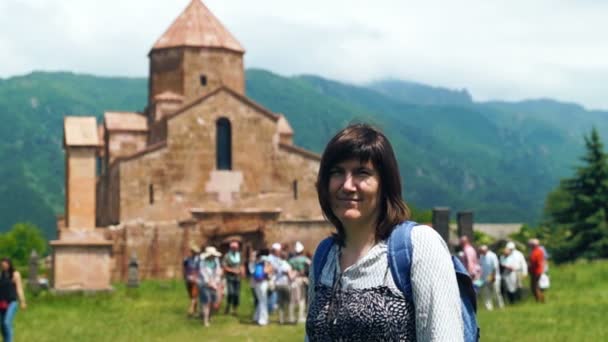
1,0,608,109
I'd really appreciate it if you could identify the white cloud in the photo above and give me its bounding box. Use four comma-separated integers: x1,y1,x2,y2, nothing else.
1,0,608,109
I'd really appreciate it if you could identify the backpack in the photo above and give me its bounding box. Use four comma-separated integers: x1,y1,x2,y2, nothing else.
183,255,200,279
253,261,266,281
312,221,479,342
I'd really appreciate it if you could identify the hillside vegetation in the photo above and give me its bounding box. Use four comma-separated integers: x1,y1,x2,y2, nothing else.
2,70,608,237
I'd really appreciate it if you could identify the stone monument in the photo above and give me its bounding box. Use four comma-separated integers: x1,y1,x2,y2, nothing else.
50,117,113,292
127,253,140,288
28,250,39,291
432,207,451,244
457,211,474,242
433,207,450,245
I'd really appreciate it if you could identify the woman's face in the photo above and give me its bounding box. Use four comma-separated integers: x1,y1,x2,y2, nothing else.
1,261,8,271
328,159,380,229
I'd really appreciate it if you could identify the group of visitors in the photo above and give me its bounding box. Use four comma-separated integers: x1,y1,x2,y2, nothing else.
182,239,311,327
459,236,549,311
249,241,311,326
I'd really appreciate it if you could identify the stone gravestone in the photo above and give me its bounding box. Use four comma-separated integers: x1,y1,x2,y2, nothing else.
457,211,474,242
432,207,451,245
127,253,140,288
28,250,39,291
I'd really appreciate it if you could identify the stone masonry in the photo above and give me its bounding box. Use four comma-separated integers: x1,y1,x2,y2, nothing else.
55,0,332,284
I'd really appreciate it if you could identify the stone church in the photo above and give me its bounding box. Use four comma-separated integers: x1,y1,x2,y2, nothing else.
51,0,331,290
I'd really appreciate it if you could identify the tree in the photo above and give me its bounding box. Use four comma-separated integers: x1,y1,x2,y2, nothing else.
0,222,47,266
544,128,608,262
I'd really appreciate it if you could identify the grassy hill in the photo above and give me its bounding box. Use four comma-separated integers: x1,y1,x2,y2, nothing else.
16,259,608,341
2,70,608,237
0,72,146,238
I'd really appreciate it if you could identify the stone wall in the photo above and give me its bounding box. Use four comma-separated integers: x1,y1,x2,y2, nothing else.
106,131,147,165
148,48,184,104
106,220,186,281
182,48,244,102
148,47,244,105
266,220,333,254
105,217,332,281
51,241,112,291
108,89,323,224
66,147,97,229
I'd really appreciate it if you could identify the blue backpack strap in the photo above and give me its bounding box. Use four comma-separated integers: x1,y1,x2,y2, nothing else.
312,236,335,285
451,256,477,312
387,220,418,300
452,256,480,341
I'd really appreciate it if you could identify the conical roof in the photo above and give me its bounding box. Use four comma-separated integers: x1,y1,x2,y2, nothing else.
151,0,244,53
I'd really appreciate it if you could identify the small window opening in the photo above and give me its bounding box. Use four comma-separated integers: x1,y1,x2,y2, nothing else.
96,156,103,176
200,75,207,86
149,184,155,204
216,118,232,170
293,180,298,200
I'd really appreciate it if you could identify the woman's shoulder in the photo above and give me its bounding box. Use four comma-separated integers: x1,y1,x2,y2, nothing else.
409,224,451,256
411,224,444,241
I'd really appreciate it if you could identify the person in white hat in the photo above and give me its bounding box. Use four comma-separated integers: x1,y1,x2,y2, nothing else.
198,246,222,327
266,243,283,314
288,241,311,323
500,245,519,303
506,241,528,301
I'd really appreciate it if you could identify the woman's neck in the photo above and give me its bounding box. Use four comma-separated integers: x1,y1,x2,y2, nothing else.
340,223,376,271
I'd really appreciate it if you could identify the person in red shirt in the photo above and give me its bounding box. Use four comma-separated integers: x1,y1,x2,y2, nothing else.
528,239,545,303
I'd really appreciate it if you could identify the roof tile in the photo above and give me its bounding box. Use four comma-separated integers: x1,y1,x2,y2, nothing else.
104,112,148,132
152,0,244,53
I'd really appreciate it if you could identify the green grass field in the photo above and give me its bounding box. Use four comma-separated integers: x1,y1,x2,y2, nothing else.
14,260,608,341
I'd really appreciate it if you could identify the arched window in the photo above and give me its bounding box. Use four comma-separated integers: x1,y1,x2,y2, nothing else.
216,118,232,170
149,184,155,204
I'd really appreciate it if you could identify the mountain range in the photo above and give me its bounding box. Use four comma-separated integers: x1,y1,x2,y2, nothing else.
1,69,607,238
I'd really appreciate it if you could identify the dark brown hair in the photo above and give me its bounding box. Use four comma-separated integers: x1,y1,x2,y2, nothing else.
316,123,410,246
1,258,15,279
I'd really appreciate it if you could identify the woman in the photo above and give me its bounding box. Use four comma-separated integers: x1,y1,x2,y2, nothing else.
252,249,273,326
222,241,243,315
198,246,222,327
306,124,463,341
0,258,26,342
182,243,201,317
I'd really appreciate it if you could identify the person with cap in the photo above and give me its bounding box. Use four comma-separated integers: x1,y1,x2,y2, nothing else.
479,245,504,310
267,242,283,313
528,239,545,303
182,242,201,317
222,240,244,315
289,241,311,323
198,246,223,327
506,241,528,301
499,246,519,304
275,251,294,324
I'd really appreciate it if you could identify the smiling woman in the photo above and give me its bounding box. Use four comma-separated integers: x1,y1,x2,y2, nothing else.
328,159,380,230
316,123,409,248
306,123,464,342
